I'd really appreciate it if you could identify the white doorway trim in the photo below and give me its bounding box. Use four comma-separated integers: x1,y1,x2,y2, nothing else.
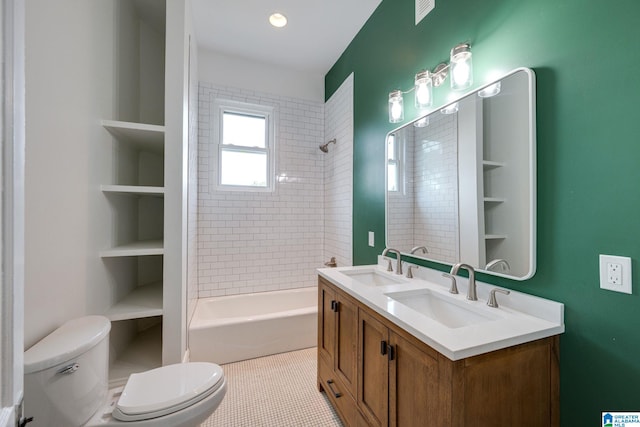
1,0,26,425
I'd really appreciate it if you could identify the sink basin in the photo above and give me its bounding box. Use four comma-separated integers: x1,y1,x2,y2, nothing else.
385,289,500,329
341,269,405,287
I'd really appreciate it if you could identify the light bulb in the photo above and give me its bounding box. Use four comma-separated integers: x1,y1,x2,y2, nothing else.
478,82,501,98
414,70,432,109
450,43,473,90
389,90,404,123
269,13,288,28
440,102,459,114
452,61,470,87
414,116,430,128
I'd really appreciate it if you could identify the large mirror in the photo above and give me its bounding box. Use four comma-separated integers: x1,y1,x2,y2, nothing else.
386,68,536,280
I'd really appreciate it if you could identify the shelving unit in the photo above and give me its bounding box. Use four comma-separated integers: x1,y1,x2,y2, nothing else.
101,118,165,385
481,158,506,266
100,0,168,386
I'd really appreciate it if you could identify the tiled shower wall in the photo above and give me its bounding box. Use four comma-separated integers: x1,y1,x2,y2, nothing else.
387,126,416,252
413,113,459,263
197,83,325,297
323,74,354,267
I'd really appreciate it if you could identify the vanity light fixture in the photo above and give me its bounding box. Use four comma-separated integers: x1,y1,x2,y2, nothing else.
388,42,472,123
450,43,473,90
388,90,404,123
269,12,288,28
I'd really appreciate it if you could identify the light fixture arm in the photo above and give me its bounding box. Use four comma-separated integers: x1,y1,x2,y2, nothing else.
431,62,449,87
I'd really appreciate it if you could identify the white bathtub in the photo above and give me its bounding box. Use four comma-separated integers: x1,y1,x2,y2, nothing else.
188,287,318,364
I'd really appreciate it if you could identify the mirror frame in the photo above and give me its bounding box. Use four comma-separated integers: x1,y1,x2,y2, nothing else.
385,67,536,280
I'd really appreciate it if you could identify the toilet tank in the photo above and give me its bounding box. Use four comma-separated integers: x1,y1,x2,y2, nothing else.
24,316,111,427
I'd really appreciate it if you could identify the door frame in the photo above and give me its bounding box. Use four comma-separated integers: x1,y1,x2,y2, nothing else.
0,0,26,425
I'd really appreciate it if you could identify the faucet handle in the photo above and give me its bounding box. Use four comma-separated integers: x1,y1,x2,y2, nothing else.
442,273,458,294
384,258,393,272
487,288,511,308
406,264,418,278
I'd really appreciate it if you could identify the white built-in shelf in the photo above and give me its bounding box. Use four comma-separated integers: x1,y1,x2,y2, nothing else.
483,160,506,170
104,282,163,321
101,184,164,197
100,240,164,258
109,323,162,388
484,197,506,203
102,120,165,154
485,234,508,240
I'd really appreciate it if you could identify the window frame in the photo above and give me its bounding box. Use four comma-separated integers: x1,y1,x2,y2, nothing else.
387,133,404,194
211,98,276,192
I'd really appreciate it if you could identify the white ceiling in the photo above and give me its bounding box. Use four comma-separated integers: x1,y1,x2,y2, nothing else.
191,0,382,75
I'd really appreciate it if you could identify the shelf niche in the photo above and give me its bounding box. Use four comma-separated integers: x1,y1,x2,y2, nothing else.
109,317,163,387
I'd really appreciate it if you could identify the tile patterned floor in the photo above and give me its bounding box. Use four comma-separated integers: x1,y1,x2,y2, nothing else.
200,347,343,427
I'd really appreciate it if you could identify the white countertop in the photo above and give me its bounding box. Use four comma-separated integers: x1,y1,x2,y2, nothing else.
317,260,564,361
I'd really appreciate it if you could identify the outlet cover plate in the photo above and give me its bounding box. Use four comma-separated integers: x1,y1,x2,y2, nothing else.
599,254,632,294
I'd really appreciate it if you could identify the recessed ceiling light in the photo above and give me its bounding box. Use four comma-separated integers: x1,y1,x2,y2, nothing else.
269,12,287,28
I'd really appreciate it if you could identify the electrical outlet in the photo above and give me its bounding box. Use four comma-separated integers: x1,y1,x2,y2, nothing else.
607,262,622,285
600,254,632,294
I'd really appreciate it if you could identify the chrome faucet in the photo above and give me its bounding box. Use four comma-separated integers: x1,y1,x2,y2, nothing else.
485,259,510,273
382,248,403,275
410,246,428,255
450,263,477,301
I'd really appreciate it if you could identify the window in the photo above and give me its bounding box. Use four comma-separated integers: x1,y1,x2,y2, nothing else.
212,99,275,191
387,132,407,195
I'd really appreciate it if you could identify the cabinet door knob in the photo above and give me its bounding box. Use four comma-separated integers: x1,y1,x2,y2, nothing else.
380,340,388,355
330,300,337,312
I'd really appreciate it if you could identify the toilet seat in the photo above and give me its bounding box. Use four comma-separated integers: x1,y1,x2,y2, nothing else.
112,362,224,422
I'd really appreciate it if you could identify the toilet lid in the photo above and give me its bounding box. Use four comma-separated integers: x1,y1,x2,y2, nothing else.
113,362,224,421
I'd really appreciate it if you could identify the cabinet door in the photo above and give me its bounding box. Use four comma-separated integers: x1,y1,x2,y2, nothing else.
318,280,336,365
358,309,389,427
335,293,358,398
388,331,440,427
458,338,555,426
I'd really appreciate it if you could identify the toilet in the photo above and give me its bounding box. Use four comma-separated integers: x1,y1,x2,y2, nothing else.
24,316,226,427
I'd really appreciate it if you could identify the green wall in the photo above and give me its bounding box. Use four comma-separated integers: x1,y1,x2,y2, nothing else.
326,0,640,424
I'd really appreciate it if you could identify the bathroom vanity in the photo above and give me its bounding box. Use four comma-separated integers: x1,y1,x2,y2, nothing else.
317,264,564,427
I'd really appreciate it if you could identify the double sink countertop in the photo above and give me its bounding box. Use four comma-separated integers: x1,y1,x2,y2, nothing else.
317,259,565,361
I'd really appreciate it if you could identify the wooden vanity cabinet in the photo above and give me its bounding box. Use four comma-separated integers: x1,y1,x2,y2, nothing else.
318,276,560,427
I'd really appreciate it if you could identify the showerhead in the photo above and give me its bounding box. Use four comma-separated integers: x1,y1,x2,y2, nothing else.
319,138,337,153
